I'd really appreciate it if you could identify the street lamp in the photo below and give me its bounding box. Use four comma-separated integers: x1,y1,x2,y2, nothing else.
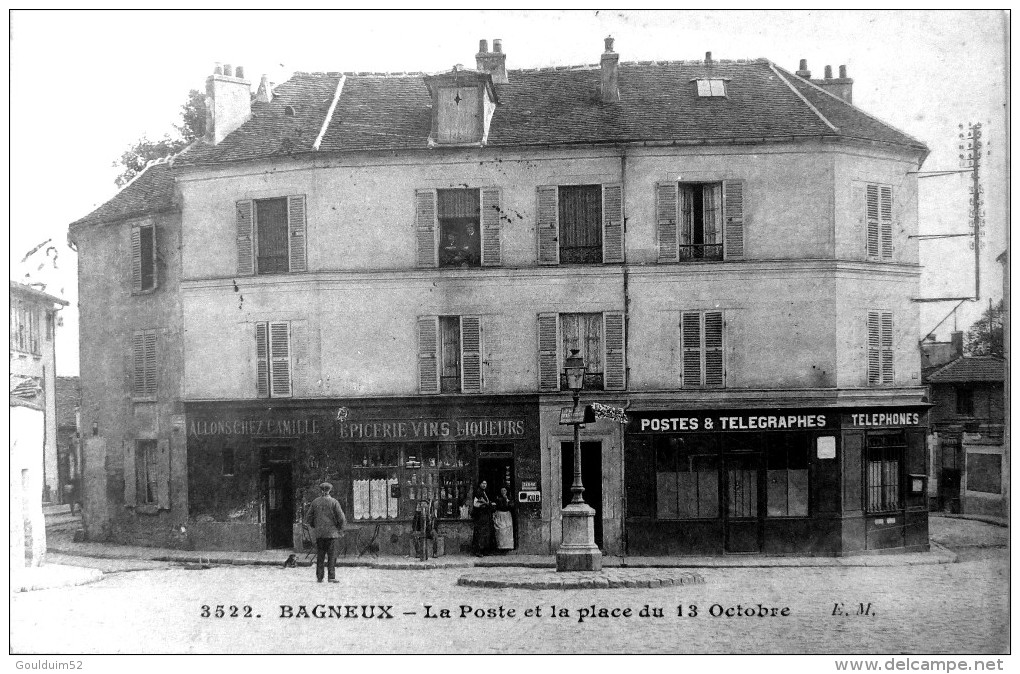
555,349,603,572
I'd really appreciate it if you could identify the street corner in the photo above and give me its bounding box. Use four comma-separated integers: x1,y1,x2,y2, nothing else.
456,567,706,590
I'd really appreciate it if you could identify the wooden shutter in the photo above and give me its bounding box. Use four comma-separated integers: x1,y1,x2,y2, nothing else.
704,311,724,387
460,316,482,393
656,182,679,262
290,320,308,396
603,312,626,390
880,311,894,385
537,313,559,391
255,322,270,398
236,200,255,275
866,311,881,385
269,322,292,397
602,183,624,263
879,186,893,259
156,439,171,509
287,195,307,272
124,442,136,506
537,185,559,265
722,180,745,259
132,332,145,397
480,187,502,266
418,317,439,394
415,190,438,268
865,184,880,258
681,312,703,386
143,331,157,398
679,185,694,258
131,225,143,292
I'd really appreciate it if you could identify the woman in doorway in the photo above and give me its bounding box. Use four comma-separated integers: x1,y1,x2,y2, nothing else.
493,485,515,554
471,480,493,556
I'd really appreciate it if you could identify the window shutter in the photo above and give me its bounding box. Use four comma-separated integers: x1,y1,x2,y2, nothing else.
679,185,694,257
865,184,880,258
460,316,482,393
866,311,881,385
255,322,270,398
290,320,308,396
415,189,438,268
704,311,724,387
656,182,679,262
537,313,559,391
269,322,292,397
287,195,307,272
132,332,145,397
602,183,624,263
236,200,255,275
480,187,502,266
603,311,626,390
722,179,745,259
131,225,143,292
124,442,136,506
418,316,439,394
681,312,703,386
880,311,894,385
156,439,171,509
537,185,559,265
879,186,893,259
142,331,157,398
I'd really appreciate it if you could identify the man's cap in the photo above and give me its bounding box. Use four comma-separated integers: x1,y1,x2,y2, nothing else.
319,482,333,491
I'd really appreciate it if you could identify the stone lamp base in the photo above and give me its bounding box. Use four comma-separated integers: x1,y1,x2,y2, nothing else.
555,502,603,572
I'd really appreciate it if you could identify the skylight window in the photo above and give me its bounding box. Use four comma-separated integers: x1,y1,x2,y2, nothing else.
695,79,727,97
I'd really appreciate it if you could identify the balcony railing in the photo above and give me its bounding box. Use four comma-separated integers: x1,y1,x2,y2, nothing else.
679,243,723,261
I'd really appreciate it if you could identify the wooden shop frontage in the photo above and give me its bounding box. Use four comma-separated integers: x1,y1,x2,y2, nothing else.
623,406,930,556
184,396,541,553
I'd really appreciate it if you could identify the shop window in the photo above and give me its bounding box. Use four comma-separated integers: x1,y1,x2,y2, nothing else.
865,433,903,512
654,435,719,519
438,189,481,267
255,321,291,398
681,311,724,387
132,329,158,400
955,387,974,416
235,195,307,276
656,180,744,262
766,433,809,517
536,183,624,265
866,311,894,385
131,222,157,293
135,440,159,505
418,316,482,394
222,446,235,477
865,183,893,260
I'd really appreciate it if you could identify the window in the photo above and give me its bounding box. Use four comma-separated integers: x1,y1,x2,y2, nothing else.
866,432,903,512
45,311,54,341
956,387,975,416
135,440,159,505
222,446,236,476
132,329,157,399
437,86,481,144
438,189,481,267
681,311,724,387
536,184,624,265
131,223,157,293
560,313,604,390
866,311,894,385
537,312,626,392
418,316,482,394
256,321,291,398
865,184,893,260
657,180,744,262
766,433,809,517
235,196,306,276
654,435,719,519
11,300,42,355
679,184,723,260
694,78,727,96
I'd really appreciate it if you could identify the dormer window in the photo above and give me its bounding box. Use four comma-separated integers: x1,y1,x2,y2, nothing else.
424,68,498,146
694,78,727,97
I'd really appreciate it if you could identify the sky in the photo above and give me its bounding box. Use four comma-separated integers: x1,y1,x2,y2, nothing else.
9,10,1008,376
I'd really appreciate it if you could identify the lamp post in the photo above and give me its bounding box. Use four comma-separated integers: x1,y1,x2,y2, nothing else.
555,349,603,572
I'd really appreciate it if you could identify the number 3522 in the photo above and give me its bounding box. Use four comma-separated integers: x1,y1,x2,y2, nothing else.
200,605,257,618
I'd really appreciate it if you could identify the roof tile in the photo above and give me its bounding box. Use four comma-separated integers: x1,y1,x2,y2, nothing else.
926,357,1006,383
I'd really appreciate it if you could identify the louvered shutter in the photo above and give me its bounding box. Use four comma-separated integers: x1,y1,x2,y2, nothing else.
679,185,694,258
681,312,703,386
156,439,171,509
602,183,624,263
866,311,881,385
480,187,502,266
537,185,559,265
290,320,308,396
879,186,893,259
131,225,143,292
142,331,157,398
704,311,724,387
880,311,894,385
603,312,626,390
124,442,136,506
865,185,880,258
460,316,482,393
287,195,307,272
415,190,438,268
236,200,255,275
269,322,292,397
722,180,745,259
537,313,559,391
132,332,145,397
255,322,270,398
418,316,439,394
656,182,679,262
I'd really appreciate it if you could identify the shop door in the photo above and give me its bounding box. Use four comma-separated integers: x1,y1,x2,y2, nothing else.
477,453,514,497
261,462,294,549
724,453,763,553
561,441,603,548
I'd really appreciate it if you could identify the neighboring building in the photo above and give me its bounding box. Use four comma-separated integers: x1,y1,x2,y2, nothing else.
55,376,82,507
70,41,932,556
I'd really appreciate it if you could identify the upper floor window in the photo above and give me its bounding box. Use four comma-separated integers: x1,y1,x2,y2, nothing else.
418,315,482,394
255,321,291,398
681,311,724,388
866,310,894,386
416,188,501,268
437,87,482,144
131,223,157,293
132,329,158,400
11,299,42,355
537,311,625,392
694,78,727,97
438,189,481,267
865,184,893,260
536,183,624,265
955,387,975,416
657,180,744,262
235,196,307,276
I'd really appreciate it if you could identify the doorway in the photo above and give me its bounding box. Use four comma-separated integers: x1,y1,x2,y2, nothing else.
724,453,763,553
260,456,294,550
561,441,603,548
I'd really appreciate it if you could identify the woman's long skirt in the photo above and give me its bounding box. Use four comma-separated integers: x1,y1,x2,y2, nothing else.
493,510,514,550
472,512,493,554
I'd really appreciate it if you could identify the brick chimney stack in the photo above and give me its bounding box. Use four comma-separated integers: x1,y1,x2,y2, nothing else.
807,62,854,104
256,74,274,103
205,62,252,145
475,38,508,84
951,331,964,360
600,36,620,103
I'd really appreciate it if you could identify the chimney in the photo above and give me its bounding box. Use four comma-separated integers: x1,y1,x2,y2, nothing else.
600,36,620,103
809,62,854,104
796,59,811,79
256,74,274,103
205,62,252,145
951,331,964,359
475,37,508,84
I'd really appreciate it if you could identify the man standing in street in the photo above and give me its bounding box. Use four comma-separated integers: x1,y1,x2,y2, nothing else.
303,482,347,583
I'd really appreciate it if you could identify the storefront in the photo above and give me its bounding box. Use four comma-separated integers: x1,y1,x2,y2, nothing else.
624,406,930,556
185,396,540,553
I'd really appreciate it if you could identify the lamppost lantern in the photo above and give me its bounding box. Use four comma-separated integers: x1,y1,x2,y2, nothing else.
563,348,586,392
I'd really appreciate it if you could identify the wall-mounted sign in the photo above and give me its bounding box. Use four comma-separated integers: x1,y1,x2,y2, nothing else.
337,418,525,441
632,412,833,433
520,480,537,491
189,418,321,437
844,411,925,428
518,491,541,503
817,436,836,459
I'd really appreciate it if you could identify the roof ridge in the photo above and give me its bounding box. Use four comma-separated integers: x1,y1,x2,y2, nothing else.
767,61,839,134
313,74,346,151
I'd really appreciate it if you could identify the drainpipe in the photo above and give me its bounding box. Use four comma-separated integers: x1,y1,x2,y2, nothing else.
620,148,630,564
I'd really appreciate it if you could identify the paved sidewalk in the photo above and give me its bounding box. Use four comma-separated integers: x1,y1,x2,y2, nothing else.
13,563,103,593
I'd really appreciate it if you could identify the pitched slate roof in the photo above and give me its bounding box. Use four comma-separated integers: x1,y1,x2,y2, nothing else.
926,356,1006,383
55,376,81,429
69,161,176,229
176,58,927,167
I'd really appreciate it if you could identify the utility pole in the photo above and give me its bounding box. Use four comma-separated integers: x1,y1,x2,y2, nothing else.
959,121,987,299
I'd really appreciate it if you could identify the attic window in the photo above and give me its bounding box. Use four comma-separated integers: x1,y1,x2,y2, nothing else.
694,79,727,97
284,106,295,117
